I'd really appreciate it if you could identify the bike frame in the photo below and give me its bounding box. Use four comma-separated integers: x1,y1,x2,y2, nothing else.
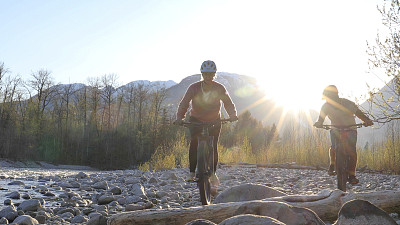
322,123,363,192
181,119,230,205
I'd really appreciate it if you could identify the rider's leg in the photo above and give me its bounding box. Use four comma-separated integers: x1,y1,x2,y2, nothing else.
187,138,197,181
188,117,201,181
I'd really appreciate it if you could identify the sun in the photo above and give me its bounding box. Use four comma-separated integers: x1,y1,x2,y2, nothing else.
253,74,326,113
259,82,324,113
272,91,323,113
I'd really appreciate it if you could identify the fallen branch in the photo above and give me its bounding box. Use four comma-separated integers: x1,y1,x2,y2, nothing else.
255,162,321,170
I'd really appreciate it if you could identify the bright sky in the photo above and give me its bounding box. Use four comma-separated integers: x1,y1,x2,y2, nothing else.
0,0,390,111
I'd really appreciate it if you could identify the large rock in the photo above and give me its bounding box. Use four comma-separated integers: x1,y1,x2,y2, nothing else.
0,205,18,221
6,191,20,199
93,181,109,190
98,195,115,205
131,183,147,197
17,199,42,212
71,215,89,223
219,214,285,225
235,201,325,225
87,214,108,225
75,171,89,179
214,183,286,204
12,215,39,225
335,199,397,225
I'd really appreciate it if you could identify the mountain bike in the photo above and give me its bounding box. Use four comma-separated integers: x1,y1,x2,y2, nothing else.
320,123,364,192
179,119,230,205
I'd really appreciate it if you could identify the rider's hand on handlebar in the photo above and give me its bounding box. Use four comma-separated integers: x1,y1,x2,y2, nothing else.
364,120,373,127
173,119,184,125
228,116,238,122
313,121,323,128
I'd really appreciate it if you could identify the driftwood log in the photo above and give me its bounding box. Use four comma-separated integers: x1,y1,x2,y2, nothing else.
107,190,400,225
224,162,321,170
256,162,321,170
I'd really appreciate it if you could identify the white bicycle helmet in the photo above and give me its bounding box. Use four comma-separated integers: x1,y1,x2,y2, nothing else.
200,60,217,73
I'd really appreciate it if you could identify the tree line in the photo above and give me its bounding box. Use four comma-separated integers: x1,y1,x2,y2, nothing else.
1,61,400,173
0,65,175,169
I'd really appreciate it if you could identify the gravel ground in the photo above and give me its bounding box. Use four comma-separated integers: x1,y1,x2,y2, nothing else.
0,164,399,224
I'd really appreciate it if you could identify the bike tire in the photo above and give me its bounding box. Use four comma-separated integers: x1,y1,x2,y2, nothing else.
335,144,348,192
197,140,212,205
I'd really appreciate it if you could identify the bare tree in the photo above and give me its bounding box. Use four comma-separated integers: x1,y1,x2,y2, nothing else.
28,69,55,126
367,0,400,123
100,74,118,130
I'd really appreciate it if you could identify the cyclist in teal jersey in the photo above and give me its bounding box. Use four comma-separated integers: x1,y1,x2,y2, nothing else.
314,85,373,184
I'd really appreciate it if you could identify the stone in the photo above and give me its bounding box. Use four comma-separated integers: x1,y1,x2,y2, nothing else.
87,214,108,225
125,195,143,204
93,181,109,190
4,199,12,205
12,215,39,225
235,201,325,225
0,217,8,224
335,199,397,225
0,206,18,221
44,192,55,197
110,186,122,195
76,171,89,179
22,193,32,199
60,212,74,220
161,172,178,180
35,214,47,224
98,195,115,205
17,199,41,212
71,215,89,223
219,215,285,225
125,204,144,211
6,191,20,199
8,180,25,185
148,177,158,183
131,183,147,197
214,183,287,204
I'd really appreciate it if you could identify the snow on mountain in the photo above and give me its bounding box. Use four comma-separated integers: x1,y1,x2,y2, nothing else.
122,80,176,91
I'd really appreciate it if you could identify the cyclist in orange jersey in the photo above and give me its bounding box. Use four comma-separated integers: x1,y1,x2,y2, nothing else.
174,60,238,187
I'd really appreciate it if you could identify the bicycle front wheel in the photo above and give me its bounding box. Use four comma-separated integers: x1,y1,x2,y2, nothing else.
197,140,211,205
336,146,348,192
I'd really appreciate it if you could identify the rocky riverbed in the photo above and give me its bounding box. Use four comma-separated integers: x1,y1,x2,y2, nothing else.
0,163,400,224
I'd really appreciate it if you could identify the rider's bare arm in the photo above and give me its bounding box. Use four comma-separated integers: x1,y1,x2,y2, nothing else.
355,108,373,126
176,85,195,121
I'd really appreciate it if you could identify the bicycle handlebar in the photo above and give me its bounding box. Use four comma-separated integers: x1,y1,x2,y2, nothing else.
320,123,365,130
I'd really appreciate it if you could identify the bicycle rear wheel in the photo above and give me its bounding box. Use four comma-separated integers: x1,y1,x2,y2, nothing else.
335,145,348,192
197,140,211,205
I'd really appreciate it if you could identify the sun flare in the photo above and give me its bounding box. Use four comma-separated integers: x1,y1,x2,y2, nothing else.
259,83,324,113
